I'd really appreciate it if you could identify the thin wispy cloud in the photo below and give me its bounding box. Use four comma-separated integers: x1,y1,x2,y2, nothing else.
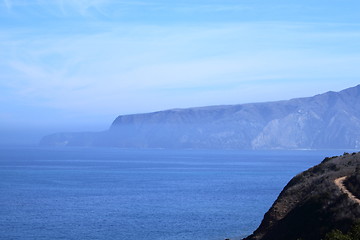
1,0,360,135
51,0,109,16
2,21,360,117
2,0,11,9
1,0,109,16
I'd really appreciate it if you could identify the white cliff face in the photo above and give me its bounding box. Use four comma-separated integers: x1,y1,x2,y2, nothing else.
41,85,360,150
251,110,324,149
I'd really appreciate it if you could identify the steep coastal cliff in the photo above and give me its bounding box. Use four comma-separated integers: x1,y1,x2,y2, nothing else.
41,85,360,149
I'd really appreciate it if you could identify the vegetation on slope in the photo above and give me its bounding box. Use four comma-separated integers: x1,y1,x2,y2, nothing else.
244,152,360,240
345,169,360,200
324,221,360,240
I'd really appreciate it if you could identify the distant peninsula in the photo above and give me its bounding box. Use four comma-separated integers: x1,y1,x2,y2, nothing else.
241,152,360,240
40,84,360,149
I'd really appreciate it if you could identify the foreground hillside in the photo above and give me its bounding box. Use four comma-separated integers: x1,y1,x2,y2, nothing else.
243,152,360,240
41,85,360,149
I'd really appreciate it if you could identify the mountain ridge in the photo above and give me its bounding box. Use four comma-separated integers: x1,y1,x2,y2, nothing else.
40,84,360,149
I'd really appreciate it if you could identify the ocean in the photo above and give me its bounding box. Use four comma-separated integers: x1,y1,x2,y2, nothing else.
0,147,344,240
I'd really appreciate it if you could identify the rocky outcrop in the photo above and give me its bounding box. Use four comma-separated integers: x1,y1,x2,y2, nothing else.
243,152,360,240
40,85,360,149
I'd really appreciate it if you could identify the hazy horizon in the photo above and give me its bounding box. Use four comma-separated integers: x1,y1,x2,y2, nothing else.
1,0,360,145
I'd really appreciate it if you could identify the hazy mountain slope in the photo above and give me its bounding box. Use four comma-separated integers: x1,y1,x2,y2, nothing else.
40,85,360,149
243,152,360,240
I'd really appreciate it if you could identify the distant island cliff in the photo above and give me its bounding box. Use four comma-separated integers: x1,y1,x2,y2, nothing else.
241,152,360,240
40,84,360,149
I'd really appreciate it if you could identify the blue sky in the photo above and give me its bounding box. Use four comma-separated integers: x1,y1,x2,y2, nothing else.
1,0,360,144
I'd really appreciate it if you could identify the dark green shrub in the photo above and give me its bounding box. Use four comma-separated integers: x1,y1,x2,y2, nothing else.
328,163,339,171
348,221,360,240
324,221,360,240
324,229,351,240
344,174,360,199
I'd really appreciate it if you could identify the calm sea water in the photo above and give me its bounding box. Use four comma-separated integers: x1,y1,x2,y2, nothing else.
0,147,344,240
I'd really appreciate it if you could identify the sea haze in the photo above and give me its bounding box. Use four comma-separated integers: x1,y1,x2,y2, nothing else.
0,147,344,240
41,85,360,150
